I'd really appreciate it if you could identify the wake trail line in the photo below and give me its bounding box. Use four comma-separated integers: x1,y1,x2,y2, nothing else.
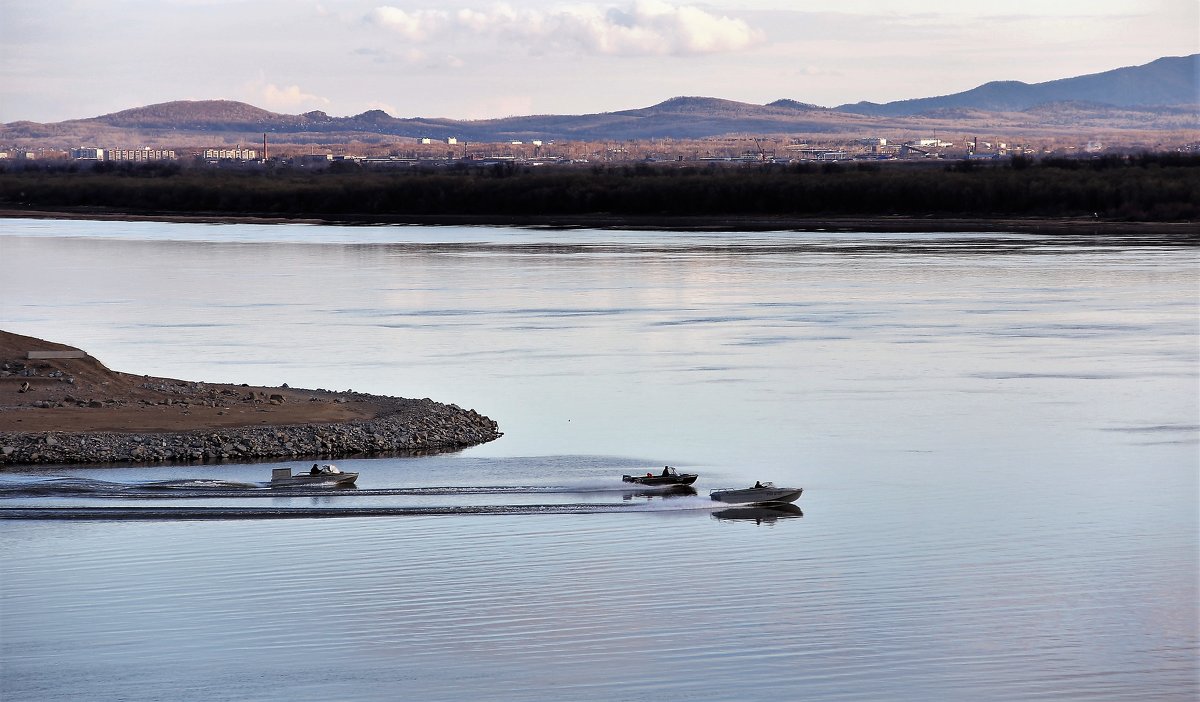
0,503,666,520
0,478,654,499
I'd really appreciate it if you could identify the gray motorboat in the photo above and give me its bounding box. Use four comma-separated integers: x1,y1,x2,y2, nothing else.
709,482,802,505
622,465,698,486
270,464,358,487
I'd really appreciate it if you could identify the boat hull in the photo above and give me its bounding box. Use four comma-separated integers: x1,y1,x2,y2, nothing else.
710,487,802,505
622,474,698,486
270,473,358,487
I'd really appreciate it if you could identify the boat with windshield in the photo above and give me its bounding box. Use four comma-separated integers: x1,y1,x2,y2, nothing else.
622,466,698,486
270,464,358,487
709,481,802,504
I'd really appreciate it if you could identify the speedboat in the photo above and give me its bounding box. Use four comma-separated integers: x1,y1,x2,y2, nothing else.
710,482,802,504
270,464,358,487
622,466,698,486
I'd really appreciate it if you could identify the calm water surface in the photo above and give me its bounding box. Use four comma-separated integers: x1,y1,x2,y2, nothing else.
1,219,1196,701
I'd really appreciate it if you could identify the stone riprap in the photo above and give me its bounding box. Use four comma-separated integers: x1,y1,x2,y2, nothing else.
1,330,503,467
0,394,501,465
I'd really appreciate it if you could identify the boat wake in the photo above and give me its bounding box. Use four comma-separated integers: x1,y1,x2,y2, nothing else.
0,477,264,498
0,476,717,520
0,502,682,520
0,477,694,500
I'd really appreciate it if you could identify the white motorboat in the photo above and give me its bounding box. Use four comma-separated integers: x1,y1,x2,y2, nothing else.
270,464,358,487
709,482,802,505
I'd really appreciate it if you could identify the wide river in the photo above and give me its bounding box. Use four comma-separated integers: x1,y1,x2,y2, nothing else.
0,218,1196,701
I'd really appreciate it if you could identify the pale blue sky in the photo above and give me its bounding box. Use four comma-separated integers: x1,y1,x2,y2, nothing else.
1,0,1195,123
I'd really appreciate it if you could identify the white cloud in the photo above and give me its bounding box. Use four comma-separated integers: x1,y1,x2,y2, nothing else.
368,1,763,56
259,83,330,111
370,7,450,40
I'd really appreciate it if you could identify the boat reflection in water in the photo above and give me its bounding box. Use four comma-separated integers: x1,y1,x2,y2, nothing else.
622,485,698,501
712,503,804,525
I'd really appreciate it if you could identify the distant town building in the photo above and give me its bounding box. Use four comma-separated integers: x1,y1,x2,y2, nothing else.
816,151,849,161
446,137,458,145
108,147,177,161
67,146,180,161
70,147,105,160
203,147,257,160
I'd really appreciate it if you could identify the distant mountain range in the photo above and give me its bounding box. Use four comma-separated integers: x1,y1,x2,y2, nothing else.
836,54,1197,115
3,55,1195,147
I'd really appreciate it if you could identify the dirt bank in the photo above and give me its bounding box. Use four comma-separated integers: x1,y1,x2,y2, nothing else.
0,330,501,465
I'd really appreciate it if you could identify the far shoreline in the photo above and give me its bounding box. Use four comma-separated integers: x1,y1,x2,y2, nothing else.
1,207,1197,240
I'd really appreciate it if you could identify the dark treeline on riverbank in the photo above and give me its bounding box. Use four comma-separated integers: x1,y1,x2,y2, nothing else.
2,154,1198,222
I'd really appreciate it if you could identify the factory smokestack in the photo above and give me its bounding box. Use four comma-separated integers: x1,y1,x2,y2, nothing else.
263,133,268,162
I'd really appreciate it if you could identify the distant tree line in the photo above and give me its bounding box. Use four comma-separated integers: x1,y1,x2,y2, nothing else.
1,154,1197,221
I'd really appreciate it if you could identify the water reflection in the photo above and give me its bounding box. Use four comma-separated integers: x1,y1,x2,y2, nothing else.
712,503,804,525
621,485,698,500
1,221,1195,702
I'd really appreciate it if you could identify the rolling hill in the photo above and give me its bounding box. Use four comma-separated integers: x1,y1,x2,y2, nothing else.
836,54,1198,116
2,55,1195,148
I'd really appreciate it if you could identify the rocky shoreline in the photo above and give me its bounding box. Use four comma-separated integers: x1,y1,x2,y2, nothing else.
0,330,502,467
0,394,501,466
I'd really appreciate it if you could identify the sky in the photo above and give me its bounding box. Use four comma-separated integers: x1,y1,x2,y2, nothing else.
1,0,1196,124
